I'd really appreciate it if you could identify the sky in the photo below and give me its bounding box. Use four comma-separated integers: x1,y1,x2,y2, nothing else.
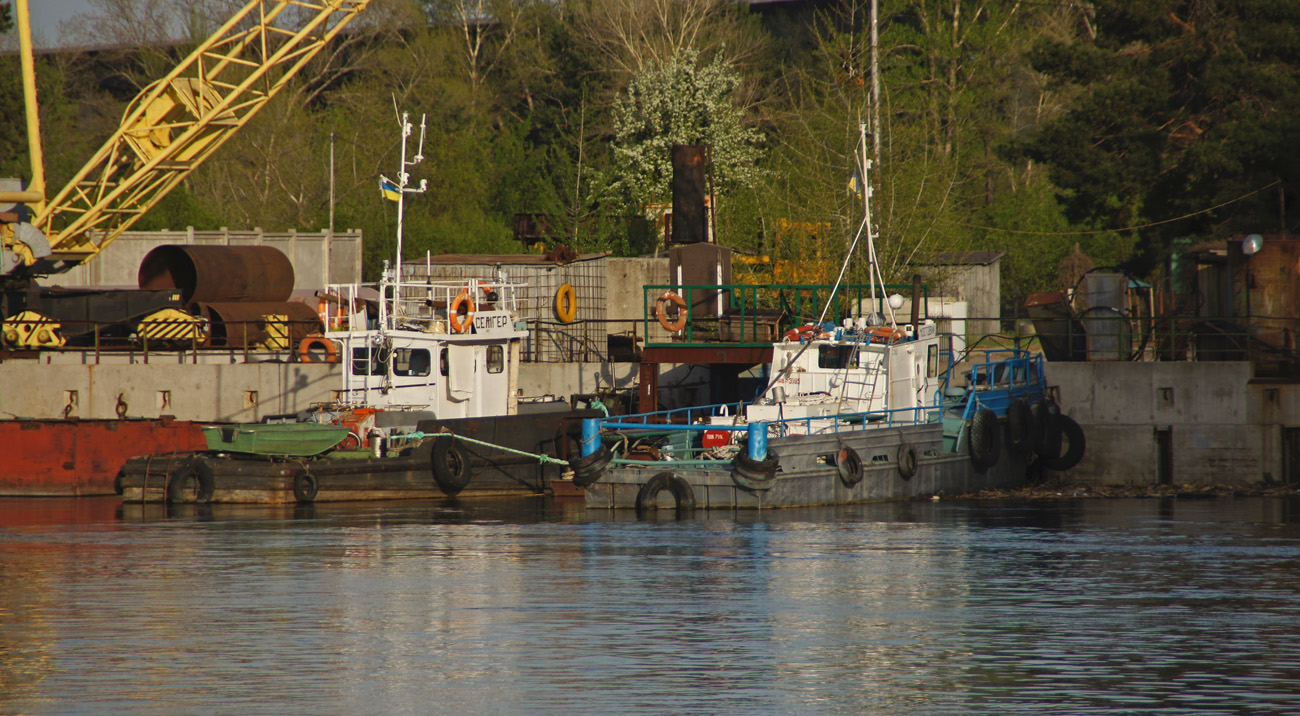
22,0,95,47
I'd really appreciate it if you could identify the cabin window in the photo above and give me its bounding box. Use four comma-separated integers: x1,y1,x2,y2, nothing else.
818,345,856,369
393,348,431,377
927,345,938,378
351,347,384,376
487,345,504,374
440,347,449,377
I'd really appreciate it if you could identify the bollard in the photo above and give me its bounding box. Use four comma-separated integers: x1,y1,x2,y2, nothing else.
747,422,767,461
579,418,600,458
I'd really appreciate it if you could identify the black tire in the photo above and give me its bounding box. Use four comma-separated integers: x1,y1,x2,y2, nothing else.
836,446,864,487
431,438,472,495
570,444,613,487
1043,415,1086,471
635,472,696,516
968,408,1002,471
293,469,319,503
1005,398,1034,455
731,450,779,491
167,457,214,504
897,441,919,480
1033,400,1062,459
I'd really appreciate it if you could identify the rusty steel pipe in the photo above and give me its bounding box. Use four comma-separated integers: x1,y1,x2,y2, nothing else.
197,301,323,349
139,245,295,305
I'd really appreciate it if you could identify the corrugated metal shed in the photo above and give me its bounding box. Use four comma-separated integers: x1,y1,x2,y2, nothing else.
403,253,609,362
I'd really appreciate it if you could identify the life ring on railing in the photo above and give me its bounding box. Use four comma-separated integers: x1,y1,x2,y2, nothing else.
449,291,476,334
868,326,906,344
298,336,339,363
783,325,817,342
654,291,688,332
554,283,578,323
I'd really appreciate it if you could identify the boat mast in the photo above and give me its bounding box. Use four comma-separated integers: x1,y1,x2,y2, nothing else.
391,111,428,284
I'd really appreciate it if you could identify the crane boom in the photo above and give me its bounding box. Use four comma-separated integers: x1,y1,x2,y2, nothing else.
3,0,371,275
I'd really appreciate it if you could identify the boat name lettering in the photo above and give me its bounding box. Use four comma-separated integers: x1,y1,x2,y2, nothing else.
473,312,512,332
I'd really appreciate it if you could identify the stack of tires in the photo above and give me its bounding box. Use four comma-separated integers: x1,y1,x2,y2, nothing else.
967,398,1085,472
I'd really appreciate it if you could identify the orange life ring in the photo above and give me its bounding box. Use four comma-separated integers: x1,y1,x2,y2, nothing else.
298,336,339,363
449,291,476,334
783,325,820,342
869,326,906,344
654,291,688,332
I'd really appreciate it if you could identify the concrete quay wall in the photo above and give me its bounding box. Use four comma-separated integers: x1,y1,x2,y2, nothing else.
1048,362,1300,487
0,361,338,423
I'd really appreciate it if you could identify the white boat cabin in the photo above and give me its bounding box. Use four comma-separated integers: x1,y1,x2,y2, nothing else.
746,319,942,427
319,267,528,419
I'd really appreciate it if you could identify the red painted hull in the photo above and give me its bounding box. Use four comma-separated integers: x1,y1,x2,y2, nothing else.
0,419,210,496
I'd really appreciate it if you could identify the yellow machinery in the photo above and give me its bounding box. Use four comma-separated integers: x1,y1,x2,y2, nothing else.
0,0,373,278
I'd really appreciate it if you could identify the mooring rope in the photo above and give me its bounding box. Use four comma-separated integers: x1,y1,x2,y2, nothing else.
400,431,571,466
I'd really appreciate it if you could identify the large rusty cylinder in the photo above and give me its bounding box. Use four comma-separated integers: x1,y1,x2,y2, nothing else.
197,301,323,349
138,245,296,305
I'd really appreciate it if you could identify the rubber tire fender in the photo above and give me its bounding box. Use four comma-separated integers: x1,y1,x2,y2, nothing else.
570,444,613,487
431,437,472,495
1042,415,1086,471
293,469,319,503
968,408,1002,471
635,472,696,516
1005,398,1034,455
836,446,864,488
168,456,215,504
1032,400,1062,459
731,450,779,491
897,441,919,480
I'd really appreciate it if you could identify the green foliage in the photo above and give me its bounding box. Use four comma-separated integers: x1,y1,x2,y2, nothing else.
608,47,765,211
18,0,1296,296
1019,0,1300,276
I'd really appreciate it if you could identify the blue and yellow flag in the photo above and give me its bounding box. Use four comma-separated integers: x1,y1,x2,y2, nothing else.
379,176,401,202
848,171,862,197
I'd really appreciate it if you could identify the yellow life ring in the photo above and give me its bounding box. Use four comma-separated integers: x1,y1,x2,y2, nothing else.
554,283,578,323
298,336,339,363
449,291,476,334
654,291,688,332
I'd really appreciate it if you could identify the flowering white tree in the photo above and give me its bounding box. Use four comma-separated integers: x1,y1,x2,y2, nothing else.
609,47,764,210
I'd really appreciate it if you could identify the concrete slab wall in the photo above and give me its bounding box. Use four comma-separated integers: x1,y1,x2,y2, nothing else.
54,228,364,291
1049,362,1298,487
0,362,338,422
518,362,640,402
606,257,672,344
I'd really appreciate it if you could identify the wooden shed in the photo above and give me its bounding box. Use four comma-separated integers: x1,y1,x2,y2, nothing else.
924,251,1004,337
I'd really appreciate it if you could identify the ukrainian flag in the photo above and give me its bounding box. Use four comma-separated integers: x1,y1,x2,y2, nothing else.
848,171,862,197
379,176,401,202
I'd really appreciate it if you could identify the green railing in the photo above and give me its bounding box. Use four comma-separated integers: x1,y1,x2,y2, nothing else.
642,283,930,348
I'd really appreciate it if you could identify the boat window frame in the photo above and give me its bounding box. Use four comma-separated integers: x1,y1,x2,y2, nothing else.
392,348,431,377
487,345,504,374
817,344,857,370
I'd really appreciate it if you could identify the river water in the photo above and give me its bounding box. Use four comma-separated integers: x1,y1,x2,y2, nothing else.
2,495,1299,715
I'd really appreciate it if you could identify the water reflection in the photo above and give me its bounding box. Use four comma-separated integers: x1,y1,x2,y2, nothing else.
2,496,1299,715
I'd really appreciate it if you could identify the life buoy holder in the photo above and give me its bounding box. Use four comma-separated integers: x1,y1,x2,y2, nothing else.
449,291,476,334
298,336,339,363
654,291,688,332
868,326,906,344
554,283,578,324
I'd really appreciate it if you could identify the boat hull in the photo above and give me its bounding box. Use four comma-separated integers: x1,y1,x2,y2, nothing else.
584,424,1030,510
0,418,210,496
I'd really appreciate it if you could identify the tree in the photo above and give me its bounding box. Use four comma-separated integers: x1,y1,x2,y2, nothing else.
1019,1,1300,277
607,47,764,219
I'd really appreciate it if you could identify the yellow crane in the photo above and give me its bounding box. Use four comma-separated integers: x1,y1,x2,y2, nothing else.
0,0,372,348
1,0,371,276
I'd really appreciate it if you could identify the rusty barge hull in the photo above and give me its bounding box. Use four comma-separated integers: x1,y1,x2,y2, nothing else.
0,418,209,496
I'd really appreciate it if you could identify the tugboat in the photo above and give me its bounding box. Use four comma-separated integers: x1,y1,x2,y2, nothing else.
118,113,594,504
577,124,1084,513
